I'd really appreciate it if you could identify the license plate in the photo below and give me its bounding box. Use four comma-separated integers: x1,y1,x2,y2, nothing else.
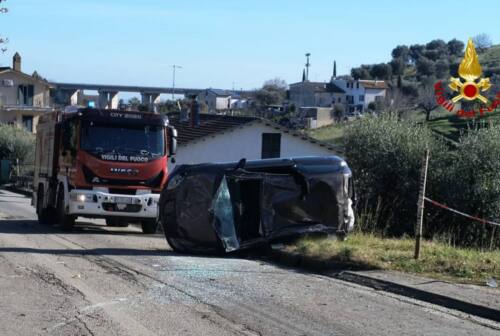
114,196,132,204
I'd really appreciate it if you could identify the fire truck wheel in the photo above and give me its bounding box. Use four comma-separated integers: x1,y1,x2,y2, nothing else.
56,187,75,231
141,219,158,234
105,219,129,227
36,189,55,225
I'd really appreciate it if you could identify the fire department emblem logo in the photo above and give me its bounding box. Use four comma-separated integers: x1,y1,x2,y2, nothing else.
449,39,491,104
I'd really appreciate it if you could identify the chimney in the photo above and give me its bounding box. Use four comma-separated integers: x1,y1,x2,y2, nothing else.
13,52,21,71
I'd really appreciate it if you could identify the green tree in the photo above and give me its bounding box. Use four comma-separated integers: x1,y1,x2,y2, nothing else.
447,38,464,56
369,63,392,80
0,125,35,164
391,45,410,63
128,97,141,108
416,57,435,76
351,66,371,80
344,114,447,236
390,58,405,76
435,59,450,78
409,44,425,63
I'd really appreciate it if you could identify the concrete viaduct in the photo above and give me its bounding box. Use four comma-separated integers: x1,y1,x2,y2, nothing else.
50,82,204,110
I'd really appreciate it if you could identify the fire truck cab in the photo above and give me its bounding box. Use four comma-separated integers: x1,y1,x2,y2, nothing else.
33,107,177,233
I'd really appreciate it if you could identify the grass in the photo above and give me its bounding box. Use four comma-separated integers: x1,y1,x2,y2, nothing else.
425,108,500,142
288,233,500,286
307,123,345,146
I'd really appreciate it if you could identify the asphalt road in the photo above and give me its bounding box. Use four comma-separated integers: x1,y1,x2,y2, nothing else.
0,189,497,336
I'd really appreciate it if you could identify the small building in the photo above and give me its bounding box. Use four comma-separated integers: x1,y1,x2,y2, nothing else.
0,53,54,133
332,78,388,112
288,81,345,109
358,79,388,107
167,113,340,169
198,89,232,113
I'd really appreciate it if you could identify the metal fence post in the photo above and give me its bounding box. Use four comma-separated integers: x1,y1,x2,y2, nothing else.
415,148,430,260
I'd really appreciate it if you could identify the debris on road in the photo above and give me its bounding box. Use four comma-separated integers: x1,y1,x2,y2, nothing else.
486,277,497,288
159,156,355,254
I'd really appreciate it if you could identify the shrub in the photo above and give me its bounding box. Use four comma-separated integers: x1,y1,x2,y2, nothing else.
344,114,500,248
0,124,35,164
431,123,500,248
344,113,448,236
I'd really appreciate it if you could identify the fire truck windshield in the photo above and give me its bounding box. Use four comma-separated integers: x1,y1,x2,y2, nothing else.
80,122,165,159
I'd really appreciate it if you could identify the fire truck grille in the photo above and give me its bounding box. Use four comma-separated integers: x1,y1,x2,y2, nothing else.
102,203,142,213
82,165,164,188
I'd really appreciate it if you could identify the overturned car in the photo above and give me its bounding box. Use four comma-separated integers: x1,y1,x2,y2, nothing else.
159,156,355,254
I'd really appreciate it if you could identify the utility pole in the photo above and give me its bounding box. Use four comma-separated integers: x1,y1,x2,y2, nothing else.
305,53,311,82
415,148,430,259
172,65,182,100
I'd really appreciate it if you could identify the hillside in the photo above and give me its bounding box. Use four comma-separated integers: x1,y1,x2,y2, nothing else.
480,44,500,73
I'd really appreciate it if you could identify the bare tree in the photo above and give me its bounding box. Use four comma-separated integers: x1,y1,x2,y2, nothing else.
385,89,414,117
263,78,288,91
418,85,438,121
472,33,492,51
0,0,7,53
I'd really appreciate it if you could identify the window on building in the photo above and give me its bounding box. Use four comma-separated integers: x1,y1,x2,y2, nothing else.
356,82,359,89
261,133,281,159
346,95,354,104
17,85,34,106
22,116,33,132
338,97,341,103
359,95,364,102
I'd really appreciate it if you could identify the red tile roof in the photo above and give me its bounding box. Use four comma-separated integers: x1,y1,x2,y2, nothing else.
359,80,388,89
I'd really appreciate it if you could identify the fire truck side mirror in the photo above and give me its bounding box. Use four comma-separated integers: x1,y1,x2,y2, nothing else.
168,127,177,157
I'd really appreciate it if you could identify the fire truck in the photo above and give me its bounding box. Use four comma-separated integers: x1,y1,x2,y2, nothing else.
32,107,177,233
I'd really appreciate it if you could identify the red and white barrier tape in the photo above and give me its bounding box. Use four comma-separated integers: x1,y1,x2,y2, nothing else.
424,197,500,227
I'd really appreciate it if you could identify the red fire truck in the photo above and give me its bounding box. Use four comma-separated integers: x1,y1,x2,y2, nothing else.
32,107,177,233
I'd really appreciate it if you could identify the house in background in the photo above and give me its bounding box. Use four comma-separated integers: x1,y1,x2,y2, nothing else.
198,88,231,112
167,113,340,170
0,53,54,133
359,79,388,107
288,81,344,109
331,77,388,112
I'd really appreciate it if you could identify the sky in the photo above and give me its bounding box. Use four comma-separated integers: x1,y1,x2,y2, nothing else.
1,0,499,95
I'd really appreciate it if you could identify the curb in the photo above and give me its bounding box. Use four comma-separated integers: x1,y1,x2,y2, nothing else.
1,185,32,197
266,247,500,324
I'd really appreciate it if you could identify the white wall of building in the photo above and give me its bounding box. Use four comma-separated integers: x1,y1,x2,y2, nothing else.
332,79,365,109
364,88,386,106
170,122,337,170
0,70,51,107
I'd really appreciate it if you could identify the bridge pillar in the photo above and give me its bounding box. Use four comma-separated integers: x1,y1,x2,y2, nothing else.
98,91,119,109
109,91,119,109
141,92,160,113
